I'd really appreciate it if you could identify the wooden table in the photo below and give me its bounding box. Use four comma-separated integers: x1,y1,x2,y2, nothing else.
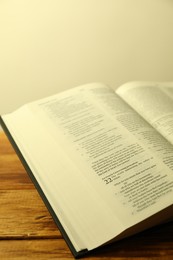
0,130,173,260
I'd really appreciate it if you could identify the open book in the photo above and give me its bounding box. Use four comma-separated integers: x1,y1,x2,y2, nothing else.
1,82,173,258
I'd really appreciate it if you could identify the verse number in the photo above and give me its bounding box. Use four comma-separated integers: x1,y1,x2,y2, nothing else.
104,178,113,185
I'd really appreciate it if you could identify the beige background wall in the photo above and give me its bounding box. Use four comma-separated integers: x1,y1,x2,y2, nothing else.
0,0,173,114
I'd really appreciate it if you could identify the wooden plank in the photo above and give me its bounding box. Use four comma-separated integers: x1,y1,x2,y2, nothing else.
0,189,61,238
0,131,33,190
0,163,33,190
0,239,72,260
0,130,17,154
0,234,173,260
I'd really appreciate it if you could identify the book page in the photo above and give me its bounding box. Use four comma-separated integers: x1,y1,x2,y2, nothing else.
2,83,173,250
28,83,173,221
116,82,173,145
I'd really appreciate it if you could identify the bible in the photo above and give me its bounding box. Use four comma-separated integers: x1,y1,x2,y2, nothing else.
0,81,173,258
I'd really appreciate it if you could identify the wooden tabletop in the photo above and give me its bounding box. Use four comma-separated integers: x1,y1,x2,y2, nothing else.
0,130,173,260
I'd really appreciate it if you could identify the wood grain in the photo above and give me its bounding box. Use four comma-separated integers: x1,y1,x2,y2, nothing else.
0,130,173,259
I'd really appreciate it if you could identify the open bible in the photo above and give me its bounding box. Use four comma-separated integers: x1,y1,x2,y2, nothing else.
0,82,173,258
